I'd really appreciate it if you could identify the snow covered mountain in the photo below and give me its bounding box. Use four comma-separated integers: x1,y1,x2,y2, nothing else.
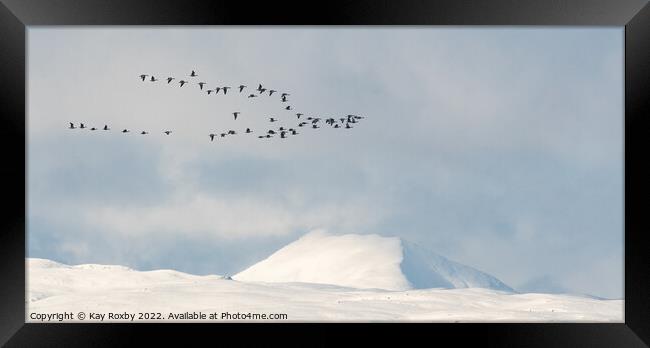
233,231,513,292
26,256,623,322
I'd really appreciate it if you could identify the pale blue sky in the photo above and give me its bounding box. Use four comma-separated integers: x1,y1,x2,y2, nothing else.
27,27,623,299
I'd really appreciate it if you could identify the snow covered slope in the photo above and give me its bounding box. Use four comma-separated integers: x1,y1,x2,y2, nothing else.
234,231,513,292
27,258,223,303
26,257,623,322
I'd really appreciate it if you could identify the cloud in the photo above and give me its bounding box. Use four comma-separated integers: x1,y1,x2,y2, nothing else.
82,190,385,240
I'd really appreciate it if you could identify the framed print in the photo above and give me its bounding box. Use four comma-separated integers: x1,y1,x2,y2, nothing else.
1,0,648,346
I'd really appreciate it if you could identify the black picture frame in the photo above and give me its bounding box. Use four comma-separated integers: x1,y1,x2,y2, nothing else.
1,0,648,346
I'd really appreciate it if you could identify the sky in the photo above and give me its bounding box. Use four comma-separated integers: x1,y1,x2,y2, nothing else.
27,27,623,299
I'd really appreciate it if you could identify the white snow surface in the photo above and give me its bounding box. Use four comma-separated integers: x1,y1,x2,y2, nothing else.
27,258,622,322
26,232,622,322
234,231,513,292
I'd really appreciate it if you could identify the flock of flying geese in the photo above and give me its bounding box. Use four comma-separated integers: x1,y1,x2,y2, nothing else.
68,70,366,141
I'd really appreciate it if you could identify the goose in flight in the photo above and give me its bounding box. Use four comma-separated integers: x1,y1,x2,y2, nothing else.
166,77,175,83
281,95,288,102
215,87,221,94
245,128,252,133
209,133,216,141
345,123,352,129
164,130,172,135
349,114,365,120
334,124,340,128
257,84,263,91
298,122,307,127
198,82,206,90
280,131,287,139
141,131,148,135
139,74,148,81
228,130,236,135
248,94,257,98
265,134,272,138
267,130,276,135
80,123,86,129
269,90,276,96
103,125,109,130
207,90,213,95
222,86,231,94
179,80,187,87
291,130,298,135
220,133,227,138
150,76,158,82
296,113,303,119
239,85,246,93
233,112,240,120
258,135,265,138
312,124,320,129
269,117,277,122
68,122,76,129
122,129,130,133
190,70,197,77
281,93,290,98
90,127,97,131
285,106,292,110
326,118,336,125
312,118,321,124
259,88,267,94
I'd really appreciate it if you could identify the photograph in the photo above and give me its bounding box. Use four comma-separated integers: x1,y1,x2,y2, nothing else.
26,27,624,323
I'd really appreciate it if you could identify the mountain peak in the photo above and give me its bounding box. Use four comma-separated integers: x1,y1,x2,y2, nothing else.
234,231,513,292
